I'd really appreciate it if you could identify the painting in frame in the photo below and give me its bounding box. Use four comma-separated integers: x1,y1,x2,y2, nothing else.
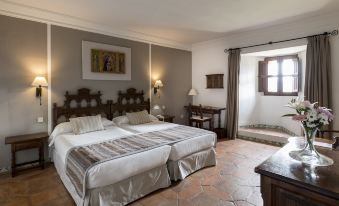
82,41,131,80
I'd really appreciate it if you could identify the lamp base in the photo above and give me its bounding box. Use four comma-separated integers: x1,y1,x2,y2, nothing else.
36,86,42,105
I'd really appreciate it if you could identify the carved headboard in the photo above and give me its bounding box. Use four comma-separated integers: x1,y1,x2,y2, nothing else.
53,88,112,128
52,88,150,128
113,88,150,116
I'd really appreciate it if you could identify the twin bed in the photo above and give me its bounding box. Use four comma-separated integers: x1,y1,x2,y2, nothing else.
50,88,217,206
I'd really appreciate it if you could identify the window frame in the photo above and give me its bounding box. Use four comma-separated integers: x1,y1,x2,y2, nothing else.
259,54,300,96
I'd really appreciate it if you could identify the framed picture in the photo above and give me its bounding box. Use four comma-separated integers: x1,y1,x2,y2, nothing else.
82,41,131,80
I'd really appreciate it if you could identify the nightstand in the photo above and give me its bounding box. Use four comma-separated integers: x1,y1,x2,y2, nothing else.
157,115,175,123
5,132,48,177
214,128,227,139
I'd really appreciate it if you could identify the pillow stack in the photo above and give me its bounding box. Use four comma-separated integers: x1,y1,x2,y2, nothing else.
126,110,152,125
70,115,104,135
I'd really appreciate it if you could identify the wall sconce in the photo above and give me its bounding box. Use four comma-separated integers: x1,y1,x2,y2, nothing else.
32,76,48,105
153,80,163,96
188,88,198,96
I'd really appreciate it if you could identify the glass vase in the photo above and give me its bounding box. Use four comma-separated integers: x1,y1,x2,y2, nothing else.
289,125,334,166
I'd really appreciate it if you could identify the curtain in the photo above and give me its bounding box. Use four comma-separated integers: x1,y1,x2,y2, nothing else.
226,49,241,139
304,35,332,108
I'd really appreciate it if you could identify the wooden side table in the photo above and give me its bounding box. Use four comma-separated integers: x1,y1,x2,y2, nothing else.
214,128,226,139
5,132,48,177
157,115,175,123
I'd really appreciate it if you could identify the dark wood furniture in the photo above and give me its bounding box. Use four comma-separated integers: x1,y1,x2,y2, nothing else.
157,115,175,123
255,137,339,206
319,130,339,148
184,105,225,129
53,88,150,128
206,74,224,88
115,88,150,115
5,132,48,177
214,128,227,139
53,88,112,128
187,104,213,130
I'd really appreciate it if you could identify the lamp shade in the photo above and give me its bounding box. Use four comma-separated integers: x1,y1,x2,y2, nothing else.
153,105,161,110
32,76,48,87
188,88,198,96
154,80,163,88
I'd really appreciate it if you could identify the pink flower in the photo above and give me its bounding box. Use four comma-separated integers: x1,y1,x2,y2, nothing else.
292,115,307,121
318,107,334,121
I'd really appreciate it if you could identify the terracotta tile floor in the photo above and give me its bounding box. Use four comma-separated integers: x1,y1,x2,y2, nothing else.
238,127,291,138
0,139,279,206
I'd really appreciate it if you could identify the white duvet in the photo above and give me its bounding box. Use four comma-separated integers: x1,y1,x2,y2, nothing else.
118,121,217,161
50,125,171,189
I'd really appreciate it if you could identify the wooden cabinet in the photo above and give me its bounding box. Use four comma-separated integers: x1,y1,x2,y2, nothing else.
260,175,338,206
255,138,339,206
5,132,48,177
206,74,224,88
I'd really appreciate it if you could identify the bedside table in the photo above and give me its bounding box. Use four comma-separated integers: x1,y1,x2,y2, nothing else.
157,115,175,123
5,132,48,177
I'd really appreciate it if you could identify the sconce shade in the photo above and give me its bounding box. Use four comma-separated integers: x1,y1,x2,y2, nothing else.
32,76,48,87
188,88,198,96
153,105,161,110
154,80,163,88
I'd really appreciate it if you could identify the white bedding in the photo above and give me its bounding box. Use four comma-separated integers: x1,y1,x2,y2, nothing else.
118,121,217,161
50,125,171,189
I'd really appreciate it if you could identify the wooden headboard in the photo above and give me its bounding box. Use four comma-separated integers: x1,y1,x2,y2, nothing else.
53,88,150,128
53,88,112,128
113,88,150,116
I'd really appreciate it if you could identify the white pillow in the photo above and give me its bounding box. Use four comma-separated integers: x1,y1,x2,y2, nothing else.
126,110,152,125
113,115,129,126
149,114,160,122
70,115,104,135
48,121,73,147
113,114,159,125
101,117,116,127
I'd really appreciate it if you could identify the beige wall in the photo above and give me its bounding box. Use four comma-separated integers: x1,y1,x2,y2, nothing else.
151,45,192,124
0,16,192,169
0,15,47,168
192,12,339,129
51,25,150,106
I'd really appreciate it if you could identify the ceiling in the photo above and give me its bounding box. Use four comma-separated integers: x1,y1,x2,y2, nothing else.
243,45,307,57
2,0,339,48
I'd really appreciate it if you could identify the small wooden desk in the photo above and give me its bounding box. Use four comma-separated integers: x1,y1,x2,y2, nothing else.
5,132,48,177
255,137,339,206
184,105,226,129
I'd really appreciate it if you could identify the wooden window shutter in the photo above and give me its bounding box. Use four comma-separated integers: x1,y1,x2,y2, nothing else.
298,59,302,92
258,61,267,92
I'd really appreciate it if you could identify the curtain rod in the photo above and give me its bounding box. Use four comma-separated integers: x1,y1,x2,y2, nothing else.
224,29,338,53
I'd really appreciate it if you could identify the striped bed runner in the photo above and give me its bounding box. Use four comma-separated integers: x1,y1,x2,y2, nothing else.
66,125,214,198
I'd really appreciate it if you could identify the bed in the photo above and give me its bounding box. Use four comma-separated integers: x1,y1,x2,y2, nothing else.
51,88,217,205
50,88,172,206
114,118,217,181
110,88,216,180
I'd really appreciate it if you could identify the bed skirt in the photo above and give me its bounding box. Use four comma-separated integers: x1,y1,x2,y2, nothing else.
167,147,216,181
53,149,171,206
84,165,170,206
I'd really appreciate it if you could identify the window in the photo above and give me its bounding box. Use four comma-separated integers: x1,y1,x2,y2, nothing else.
258,55,300,96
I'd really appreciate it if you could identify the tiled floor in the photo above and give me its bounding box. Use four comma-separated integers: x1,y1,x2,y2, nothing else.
0,139,279,206
238,127,291,138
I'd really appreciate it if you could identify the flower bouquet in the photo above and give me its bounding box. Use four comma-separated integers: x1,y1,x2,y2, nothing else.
284,98,334,166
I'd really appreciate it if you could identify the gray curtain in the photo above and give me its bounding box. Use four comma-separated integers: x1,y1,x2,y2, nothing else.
226,49,241,139
304,35,332,108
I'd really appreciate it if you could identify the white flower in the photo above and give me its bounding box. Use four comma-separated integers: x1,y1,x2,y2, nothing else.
306,109,318,122
306,121,317,128
319,113,329,125
288,98,305,110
